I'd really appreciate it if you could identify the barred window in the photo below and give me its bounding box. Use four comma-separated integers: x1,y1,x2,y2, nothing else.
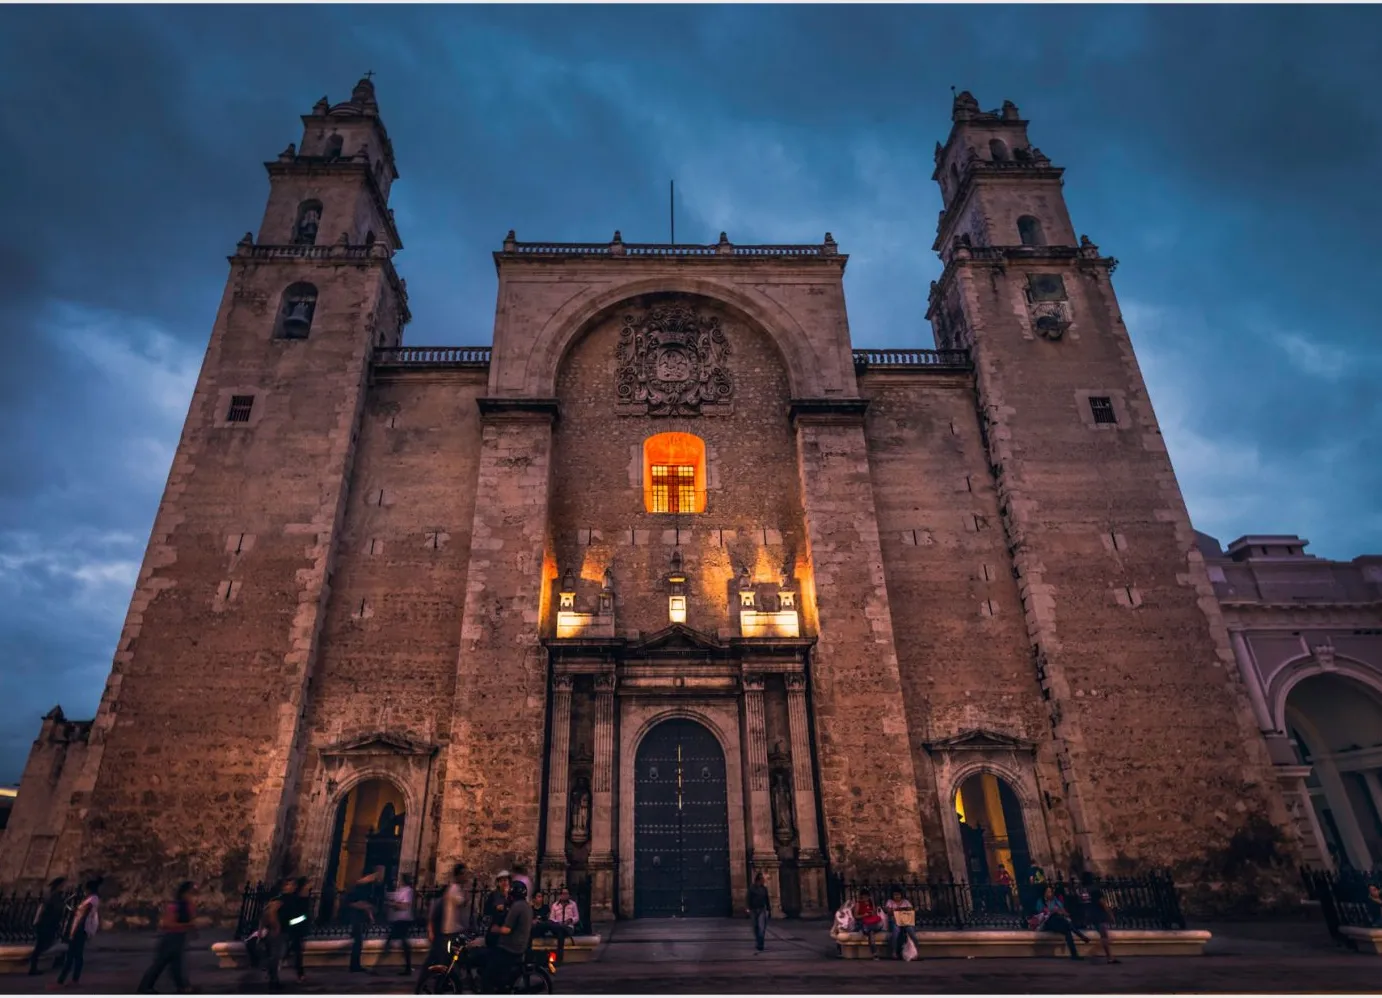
642,432,706,514
226,395,254,423
650,464,696,514
1089,396,1117,425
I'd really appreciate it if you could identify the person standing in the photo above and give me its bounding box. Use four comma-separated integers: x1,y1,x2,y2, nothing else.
28,877,67,976
885,888,919,961
280,877,311,984
260,877,295,990
137,881,198,994
483,880,533,994
746,873,771,953
345,868,383,973
379,874,416,975
55,877,102,987
483,872,512,953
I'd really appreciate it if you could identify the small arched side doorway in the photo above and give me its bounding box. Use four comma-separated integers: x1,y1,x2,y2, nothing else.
1286,671,1382,870
322,778,408,905
633,718,732,917
954,771,1032,886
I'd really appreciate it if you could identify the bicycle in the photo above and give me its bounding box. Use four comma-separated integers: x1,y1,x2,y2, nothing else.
417,932,556,994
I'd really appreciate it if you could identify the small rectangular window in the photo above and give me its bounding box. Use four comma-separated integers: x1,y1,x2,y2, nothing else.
1089,396,1117,425
650,464,696,514
226,395,254,423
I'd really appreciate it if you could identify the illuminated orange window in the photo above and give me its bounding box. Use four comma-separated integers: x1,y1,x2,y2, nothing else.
643,432,706,514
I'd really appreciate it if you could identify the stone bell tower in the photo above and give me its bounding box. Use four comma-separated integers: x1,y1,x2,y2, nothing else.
926,92,1294,882
53,77,410,913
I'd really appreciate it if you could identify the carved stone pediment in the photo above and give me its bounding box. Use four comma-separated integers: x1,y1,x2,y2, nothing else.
630,623,726,655
615,301,734,416
319,731,438,759
925,729,1035,754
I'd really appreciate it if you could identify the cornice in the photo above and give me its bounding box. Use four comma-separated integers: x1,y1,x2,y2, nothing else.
476,397,560,423
788,397,869,427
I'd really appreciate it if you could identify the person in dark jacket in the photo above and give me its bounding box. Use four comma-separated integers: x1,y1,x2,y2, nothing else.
28,877,67,975
746,873,771,952
345,869,383,973
280,878,312,983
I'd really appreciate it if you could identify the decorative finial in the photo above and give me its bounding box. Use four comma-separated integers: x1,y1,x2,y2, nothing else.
313,96,329,115
718,231,729,244
237,232,253,248
612,230,623,244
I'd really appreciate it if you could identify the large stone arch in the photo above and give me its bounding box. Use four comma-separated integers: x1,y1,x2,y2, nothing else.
1269,652,1382,731
506,276,836,400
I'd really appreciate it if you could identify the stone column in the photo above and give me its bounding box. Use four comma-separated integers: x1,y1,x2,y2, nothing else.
540,674,574,888
588,671,617,919
438,400,557,875
786,672,826,915
791,402,927,878
742,672,780,912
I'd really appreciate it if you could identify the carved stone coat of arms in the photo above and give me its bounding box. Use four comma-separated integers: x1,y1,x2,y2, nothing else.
615,302,734,415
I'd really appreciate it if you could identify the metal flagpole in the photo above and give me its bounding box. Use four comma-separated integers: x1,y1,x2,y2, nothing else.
670,180,675,245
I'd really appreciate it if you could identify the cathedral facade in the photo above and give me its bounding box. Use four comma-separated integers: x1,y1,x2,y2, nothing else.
1,79,1318,919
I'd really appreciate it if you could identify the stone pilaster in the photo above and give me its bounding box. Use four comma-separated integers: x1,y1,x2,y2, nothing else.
588,671,617,919
540,674,574,884
741,671,780,911
791,401,928,878
785,672,826,915
438,400,557,875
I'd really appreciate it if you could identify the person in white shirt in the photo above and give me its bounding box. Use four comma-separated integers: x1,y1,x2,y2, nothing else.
417,863,469,992
535,886,580,964
380,874,416,975
57,877,103,986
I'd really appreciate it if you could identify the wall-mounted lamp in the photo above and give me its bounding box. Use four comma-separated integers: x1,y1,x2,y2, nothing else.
559,569,576,610
667,548,687,624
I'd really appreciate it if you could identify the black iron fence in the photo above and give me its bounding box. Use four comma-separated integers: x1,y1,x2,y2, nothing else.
1301,867,1382,944
233,877,594,940
828,872,1186,931
0,889,79,944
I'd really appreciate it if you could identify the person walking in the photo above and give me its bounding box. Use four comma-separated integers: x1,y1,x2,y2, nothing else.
279,878,311,984
136,881,198,994
1076,872,1120,964
345,868,383,973
415,863,468,995
260,877,296,990
28,877,67,976
746,873,771,953
379,874,416,976
54,877,102,988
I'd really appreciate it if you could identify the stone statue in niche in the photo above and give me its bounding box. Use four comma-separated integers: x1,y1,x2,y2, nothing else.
771,770,795,844
569,776,591,845
615,301,734,416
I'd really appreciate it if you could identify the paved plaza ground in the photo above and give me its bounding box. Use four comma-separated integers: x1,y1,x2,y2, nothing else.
5,914,1380,994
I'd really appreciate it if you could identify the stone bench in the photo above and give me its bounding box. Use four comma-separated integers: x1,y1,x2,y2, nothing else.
0,942,68,975
1341,927,1382,953
830,929,1211,959
210,933,601,970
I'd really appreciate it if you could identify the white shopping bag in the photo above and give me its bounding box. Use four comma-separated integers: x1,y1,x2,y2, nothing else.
902,936,919,962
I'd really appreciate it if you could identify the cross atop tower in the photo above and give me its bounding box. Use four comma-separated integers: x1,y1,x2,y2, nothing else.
363,70,375,81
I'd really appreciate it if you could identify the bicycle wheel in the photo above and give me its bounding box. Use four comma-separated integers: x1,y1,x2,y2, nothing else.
417,966,461,994
516,965,554,994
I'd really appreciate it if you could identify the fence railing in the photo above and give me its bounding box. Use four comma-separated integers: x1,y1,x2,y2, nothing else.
828,872,1186,931
852,348,972,371
0,890,80,944
1302,867,1382,944
373,346,492,367
233,877,593,940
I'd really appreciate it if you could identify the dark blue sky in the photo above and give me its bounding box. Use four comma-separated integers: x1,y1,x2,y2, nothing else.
0,5,1379,782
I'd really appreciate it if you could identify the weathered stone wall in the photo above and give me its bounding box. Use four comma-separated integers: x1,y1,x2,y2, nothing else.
54,254,391,917
0,712,91,889
946,246,1294,880
285,367,487,880
547,295,807,637
859,370,1073,872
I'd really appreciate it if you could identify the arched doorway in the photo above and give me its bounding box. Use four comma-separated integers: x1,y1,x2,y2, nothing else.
323,778,408,905
1286,672,1382,869
634,718,731,917
954,772,1032,887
